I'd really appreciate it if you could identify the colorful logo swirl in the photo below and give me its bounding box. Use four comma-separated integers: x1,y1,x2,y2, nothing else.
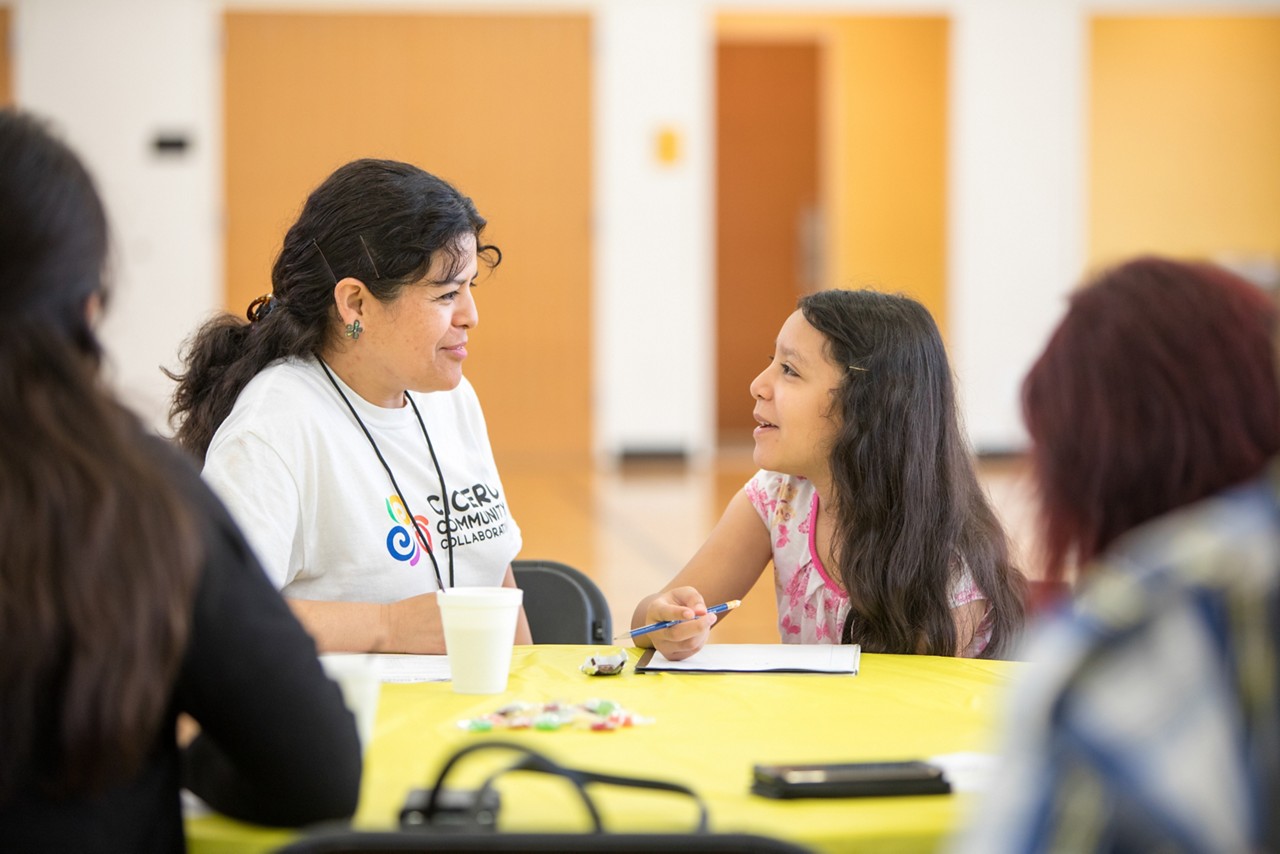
385,495,432,566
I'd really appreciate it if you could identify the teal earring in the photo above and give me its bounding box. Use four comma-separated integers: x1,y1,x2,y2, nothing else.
345,319,363,341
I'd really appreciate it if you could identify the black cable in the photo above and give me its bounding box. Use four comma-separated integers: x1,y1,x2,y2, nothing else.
420,741,709,834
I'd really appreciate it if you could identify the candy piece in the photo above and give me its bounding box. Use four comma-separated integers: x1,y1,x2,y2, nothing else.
457,697,653,733
533,713,563,731
581,648,628,676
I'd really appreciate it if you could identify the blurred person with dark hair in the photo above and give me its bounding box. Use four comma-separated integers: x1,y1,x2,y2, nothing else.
954,256,1280,852
169,159,530,655
0,108,361,852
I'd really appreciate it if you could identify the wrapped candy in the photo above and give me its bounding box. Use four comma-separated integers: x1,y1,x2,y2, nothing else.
580,648,628,676
456,698,653,733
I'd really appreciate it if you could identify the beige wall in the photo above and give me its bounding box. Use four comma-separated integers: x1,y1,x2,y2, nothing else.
1090,16,1280,272
21,4,1280,458
224,12,592,462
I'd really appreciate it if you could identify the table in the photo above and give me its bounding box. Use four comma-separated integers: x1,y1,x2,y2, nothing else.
187,646,1019,854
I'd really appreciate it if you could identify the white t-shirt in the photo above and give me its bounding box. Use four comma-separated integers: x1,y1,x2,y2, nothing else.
202,356,521,601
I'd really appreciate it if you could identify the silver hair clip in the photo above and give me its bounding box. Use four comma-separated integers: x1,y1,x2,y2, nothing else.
848,365,869,372
311,239,339,286
359,235,382,280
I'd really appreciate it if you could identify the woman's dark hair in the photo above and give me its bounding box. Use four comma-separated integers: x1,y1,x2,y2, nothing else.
1022,255,1280,581
0,109,201,797
799,289,1025,658
169,158,501,458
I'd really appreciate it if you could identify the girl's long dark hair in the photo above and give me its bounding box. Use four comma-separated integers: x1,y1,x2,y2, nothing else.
1023,256,1280,580
0,110,201,797
169,159,500,459
800,290,1025,658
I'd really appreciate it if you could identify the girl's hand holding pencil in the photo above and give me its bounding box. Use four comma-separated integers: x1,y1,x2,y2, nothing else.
626,587,734,660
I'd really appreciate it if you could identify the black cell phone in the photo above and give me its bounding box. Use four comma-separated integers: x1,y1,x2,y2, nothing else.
751,760,951,799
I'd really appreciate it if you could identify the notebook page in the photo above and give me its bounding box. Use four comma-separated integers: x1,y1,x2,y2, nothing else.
638,644,860,674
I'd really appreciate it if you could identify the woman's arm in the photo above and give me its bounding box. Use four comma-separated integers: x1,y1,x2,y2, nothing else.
288,563,531,653
287,597,439,653
631,490,772,660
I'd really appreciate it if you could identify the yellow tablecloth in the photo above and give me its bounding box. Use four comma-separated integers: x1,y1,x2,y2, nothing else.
187,646,1018,854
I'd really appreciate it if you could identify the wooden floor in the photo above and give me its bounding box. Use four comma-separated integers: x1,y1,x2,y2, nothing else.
497,449,1041,644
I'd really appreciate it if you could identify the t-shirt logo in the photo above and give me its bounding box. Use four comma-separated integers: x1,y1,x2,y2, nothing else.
385,495,432,565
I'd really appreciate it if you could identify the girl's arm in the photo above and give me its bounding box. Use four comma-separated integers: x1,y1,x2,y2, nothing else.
631,490,773,660
288,565,531,652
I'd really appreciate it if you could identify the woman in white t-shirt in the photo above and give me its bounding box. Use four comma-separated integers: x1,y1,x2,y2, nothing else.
170,159,530,653
632,290,1026,660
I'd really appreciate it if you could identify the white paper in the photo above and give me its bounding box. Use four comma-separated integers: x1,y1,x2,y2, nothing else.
367,653,452,683
181,789,212,818
926,751,999,793
639,644,860,674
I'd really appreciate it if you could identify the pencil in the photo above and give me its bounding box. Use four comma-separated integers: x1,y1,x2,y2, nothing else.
617,600,742,640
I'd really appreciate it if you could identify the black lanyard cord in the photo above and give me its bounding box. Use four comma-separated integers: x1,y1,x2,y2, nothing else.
317,357,453,591
406,393,455,587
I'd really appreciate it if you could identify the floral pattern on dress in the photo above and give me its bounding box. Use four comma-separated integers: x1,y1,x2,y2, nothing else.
744,469,992,656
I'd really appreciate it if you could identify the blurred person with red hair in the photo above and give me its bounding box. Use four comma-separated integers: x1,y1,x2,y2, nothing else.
954,255,1280,852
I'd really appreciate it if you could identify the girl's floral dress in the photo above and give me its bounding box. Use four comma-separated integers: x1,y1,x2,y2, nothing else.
745,470,991,655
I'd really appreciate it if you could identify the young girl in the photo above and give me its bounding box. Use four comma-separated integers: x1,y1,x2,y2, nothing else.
633,289,1025,660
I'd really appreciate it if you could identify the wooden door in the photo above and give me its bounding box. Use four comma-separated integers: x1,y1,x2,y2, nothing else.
0,6,12,106
716,42,821,443
224,13,592,462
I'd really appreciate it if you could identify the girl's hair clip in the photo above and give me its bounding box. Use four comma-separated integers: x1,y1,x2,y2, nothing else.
847,364,869,372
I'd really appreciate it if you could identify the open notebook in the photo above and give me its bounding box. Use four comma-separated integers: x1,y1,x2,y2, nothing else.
635,644,860,674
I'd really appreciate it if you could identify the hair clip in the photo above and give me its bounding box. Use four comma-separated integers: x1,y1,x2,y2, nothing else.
246,293,276,323
359,235,382,280
311,238,339,286
848,364,869,372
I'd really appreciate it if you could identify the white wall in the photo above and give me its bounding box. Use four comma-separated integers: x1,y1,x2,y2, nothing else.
593,0,716,460
13,0,1280,450
14,0,220,433
948,0,1086,453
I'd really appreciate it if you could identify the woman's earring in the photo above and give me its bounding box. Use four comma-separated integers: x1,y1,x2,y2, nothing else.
345,319,363,341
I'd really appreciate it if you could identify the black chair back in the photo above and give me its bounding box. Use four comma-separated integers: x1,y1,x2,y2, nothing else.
511,559,612,644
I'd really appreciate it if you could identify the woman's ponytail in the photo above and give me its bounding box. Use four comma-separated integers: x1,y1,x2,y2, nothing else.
168,297,324,459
